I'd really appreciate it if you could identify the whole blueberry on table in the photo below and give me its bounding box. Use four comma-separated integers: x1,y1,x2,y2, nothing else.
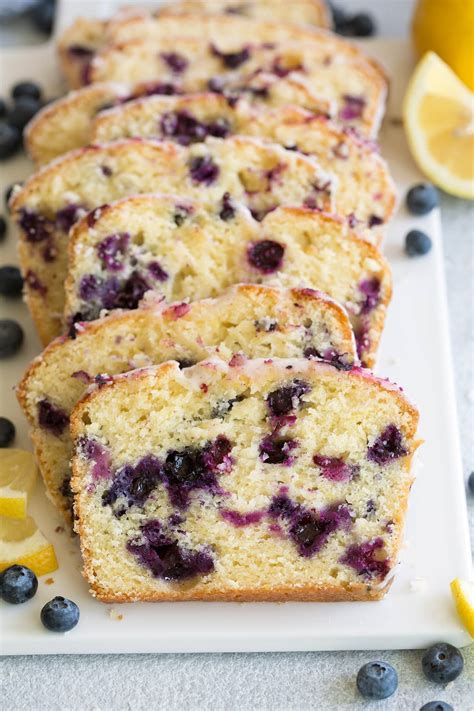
31,0,56,34
0,98,7,120
8,96,42,131
329,3,347,31
0,565,38,604
356,661,398,699
11,81,42,102
0,319,24,358
405,229,432,257
5,183,20,211
348,13,376,36
420,703,454,711
0,265,23,297
0,122,21,160
41,596,80,632
406,183,439,215
422,643,464,683
468,471,474,494
0,215,6,241
0,417,15,447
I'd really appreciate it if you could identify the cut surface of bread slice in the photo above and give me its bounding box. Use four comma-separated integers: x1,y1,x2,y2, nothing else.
87,37,386,137
64,196,391,369
70,357,419,602
17,284,356,523
57,3,331,88
25,80,331,167
91,94,396,241
10,136,334,345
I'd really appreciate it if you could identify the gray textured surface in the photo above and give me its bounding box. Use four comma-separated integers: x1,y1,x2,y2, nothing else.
1,2,473,709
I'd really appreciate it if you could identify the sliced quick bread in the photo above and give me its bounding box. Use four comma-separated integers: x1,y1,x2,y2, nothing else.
10,136,334,345
70,356,419,601
17,284,356,522
63,195,391,367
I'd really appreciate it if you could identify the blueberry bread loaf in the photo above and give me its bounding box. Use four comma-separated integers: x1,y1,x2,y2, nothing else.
91,94,396,241
26,80,331,167
70,357,419,602
86,37,386,137
63,196,391,368
10,136,334,345
17,284,356,523
57,9,335,89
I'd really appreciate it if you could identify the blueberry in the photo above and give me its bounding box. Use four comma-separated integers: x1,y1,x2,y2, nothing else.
356,661,398,700
0,215,6,241
8,97,42,131
0,565,38,604
420,703,454,711
41,596,80,632
5,183,18,211
406,183,439,215
330,4,348,31
348,13,376,37
0,99,7,119
468,471,474,494
0,417,15,447
405,229,432,257
31,0,55,34
0,266,23,297
11,81,42,102
0,319,24,357
422,643,464,683
0,122,21,160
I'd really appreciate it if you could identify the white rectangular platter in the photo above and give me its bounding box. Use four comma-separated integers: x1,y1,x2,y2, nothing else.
0,15,471,653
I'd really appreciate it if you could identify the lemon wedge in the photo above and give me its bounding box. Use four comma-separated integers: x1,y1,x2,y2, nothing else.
403,52,474,200
0,449,37,519
451,578,474,637
0,515,58,577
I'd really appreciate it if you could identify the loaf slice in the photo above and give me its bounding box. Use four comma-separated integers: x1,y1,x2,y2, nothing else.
87,37,386,137
10,136,334,345
70,356,419,602
26,80,331,167
17,284,356,523
91,94,396,241
57,7,332,89
63,195,391,368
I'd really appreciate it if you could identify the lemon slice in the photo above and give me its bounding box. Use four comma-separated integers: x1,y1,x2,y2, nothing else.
451,578,474,637
0,449,37,519
0,515,58,577
403,52,474,199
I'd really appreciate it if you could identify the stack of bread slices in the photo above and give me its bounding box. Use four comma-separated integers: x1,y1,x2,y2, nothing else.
14,0,420,604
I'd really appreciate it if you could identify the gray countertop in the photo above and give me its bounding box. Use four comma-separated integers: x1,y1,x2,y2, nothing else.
2,2,473,709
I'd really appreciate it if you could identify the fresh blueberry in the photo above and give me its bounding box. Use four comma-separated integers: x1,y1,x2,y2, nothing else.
468,471,474,494
356,661,398,700
11,81,42,102
31,0,55,34
348,13,376,36
330,4,348,31
0,215,6,241
0,565,38,604
0,319,24,357
0,417,15,447
0,99,7,119
8,97,42,131
41,596,80,632
422,643,464,683
405,229,432,257
0,122,21,160
406,183,439,215
420,703,454,711
0,266,23,297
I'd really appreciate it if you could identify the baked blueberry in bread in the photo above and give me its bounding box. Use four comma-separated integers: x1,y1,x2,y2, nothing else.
10,136,334,344
70,357,419,602
63,196,391,368
17,284,356,522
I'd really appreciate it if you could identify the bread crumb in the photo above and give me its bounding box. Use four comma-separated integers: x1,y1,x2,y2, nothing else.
44,578,54,585
55,526,65,533
109,608,124,621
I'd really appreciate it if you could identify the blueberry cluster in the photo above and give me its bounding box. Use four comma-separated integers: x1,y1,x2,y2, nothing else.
0,81,44,160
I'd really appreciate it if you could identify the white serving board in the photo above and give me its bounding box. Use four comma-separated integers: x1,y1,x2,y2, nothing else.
0,18,471,654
